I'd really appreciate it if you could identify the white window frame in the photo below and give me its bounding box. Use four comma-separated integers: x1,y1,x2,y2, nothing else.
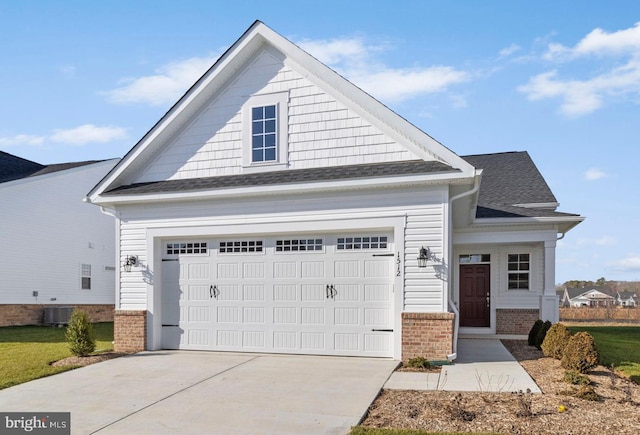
507,252,531,291
242,92,289,170
81,264,91,290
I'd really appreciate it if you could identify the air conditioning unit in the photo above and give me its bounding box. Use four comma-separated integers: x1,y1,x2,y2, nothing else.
44,307,74,326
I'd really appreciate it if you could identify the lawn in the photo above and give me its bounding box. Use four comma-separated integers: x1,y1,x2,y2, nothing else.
567,325,640,382
0,322,114,390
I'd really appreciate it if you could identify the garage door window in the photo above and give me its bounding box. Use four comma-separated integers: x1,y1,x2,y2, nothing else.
275,238,323,252
337,236,388,250
166,242,208,255
219,240,263,253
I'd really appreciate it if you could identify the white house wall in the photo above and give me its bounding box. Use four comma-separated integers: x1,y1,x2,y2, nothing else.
135,48,421,183
115,185,448,315
0,161,117,304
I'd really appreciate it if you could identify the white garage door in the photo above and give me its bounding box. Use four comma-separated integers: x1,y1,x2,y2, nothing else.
161,234,395,357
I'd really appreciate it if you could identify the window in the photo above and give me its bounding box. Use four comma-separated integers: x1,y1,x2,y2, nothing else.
252,105,277,162
242,92,288,168
219,240,263,253
276,238,323,252
459,254,491,264
166,242,208,255
81,264,91,290
337,236,388,250
508,254,530,290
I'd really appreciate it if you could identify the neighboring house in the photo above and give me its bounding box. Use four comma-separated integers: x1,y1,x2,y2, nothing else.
0,151,118,326
562,287,615,307
557,289,569,307
87,21,583,360
615,291,637,307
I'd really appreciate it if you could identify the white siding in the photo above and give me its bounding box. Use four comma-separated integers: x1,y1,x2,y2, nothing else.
115,186,447,311
0,161,117,304
135,48,421,183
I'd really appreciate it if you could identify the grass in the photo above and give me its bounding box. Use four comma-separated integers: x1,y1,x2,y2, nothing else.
567,325,640,382
0,322,114,390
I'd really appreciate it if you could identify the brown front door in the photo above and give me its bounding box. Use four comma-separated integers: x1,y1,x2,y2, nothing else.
459,264,490,327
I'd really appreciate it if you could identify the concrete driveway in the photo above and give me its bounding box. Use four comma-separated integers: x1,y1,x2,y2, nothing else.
0,351,397,434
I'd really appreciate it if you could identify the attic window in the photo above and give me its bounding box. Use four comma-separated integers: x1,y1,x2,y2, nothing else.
242,92,288,169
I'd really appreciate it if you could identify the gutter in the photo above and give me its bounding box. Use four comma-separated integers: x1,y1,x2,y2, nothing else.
446,169,482,362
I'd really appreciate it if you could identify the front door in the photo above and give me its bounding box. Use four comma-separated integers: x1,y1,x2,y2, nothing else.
459,264,490,327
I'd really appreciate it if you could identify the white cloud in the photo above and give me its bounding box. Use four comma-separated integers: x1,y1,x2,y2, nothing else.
498,44,521,58
50,124,127,145
103,56,216,106
584,168,607,180
0,134,46,147
301,37,470,103
521,23,640,116
610,255,640,272
0,125,127,148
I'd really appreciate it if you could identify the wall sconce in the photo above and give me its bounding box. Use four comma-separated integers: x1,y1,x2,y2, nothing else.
123,255,138,272
417,246,430,268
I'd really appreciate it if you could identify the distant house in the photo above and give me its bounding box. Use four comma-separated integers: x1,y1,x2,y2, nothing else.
0,151,118,326
562,286,615,307
615,291,638,307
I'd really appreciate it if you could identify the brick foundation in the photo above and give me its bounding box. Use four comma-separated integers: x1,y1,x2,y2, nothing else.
114,310,147,352
0,304,115,327
496,308,540,334
401,312,454,361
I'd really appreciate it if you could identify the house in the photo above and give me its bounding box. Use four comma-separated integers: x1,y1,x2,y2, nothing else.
562,286,615,307
86,21,583,360
615,291,637,307
0,151,118,326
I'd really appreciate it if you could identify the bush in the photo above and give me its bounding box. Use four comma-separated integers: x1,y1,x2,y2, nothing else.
574,384,599,401
406,356,433,370
561,332,599,374
534,320,552,350
65,309,96,356
563,370,591,386
528,319,543,346
541,323,571,359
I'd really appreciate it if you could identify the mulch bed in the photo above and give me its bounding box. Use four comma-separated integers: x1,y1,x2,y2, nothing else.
51,352,128,367
360,340,640,434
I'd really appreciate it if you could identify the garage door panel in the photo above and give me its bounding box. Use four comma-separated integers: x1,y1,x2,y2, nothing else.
217,330,240,347
364,334,391,353
188,285,209,301
364,308,390,326
334,308,359,325
243,331,265,348
243,285,265,301
273,331,297,349
301,284,324,301
334,260,359,278
365,260,392,278
217,263,239,279
274,262,297,278
274,307,297,323
274,284,297,301
301,307,325,325
243,262,264,279
217,306,240,323
217,285,240,301
301,332,325,350
333,284,359,301
301,261,325,278
334,333,359,351
187,263,210,279
243,307,265,323
364,284,391,301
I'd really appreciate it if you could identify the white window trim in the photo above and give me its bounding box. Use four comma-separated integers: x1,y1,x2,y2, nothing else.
242,91,289,170
81,263,92,290
506,251,532,291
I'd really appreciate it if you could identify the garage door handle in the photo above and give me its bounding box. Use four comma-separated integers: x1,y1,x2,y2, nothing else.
326,284,331,299
210,285,219,299
371,329,393,332
326,284,336,299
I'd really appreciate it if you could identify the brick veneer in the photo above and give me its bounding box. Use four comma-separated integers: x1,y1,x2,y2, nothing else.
496,308,540,334
0,304,114,327
114,310,147,352
401,312,454,361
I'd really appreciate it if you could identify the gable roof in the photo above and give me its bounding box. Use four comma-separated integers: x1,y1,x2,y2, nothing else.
88,21,476,203
462,152,580,220
566,287,614,300
0,151,105,185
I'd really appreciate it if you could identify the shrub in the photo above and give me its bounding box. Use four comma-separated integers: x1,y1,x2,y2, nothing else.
528,319,543,346
406,356,433,370
541,323,571,359
561,332,599,374
65,309,96,356
534,320,552,350
563,370,591,386
574,384,599,401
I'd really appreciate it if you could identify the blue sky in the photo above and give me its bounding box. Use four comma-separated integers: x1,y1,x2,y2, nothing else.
1,1,639,283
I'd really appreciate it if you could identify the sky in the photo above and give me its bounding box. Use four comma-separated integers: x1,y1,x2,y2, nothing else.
1,1,639,284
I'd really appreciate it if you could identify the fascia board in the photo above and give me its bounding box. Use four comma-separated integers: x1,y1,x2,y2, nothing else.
513,202,560,209
471,215,585,233
91,171,471,206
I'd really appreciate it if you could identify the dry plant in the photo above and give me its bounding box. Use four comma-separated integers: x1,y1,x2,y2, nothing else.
448,393,476,422
474,369,515,392
514,388,534,417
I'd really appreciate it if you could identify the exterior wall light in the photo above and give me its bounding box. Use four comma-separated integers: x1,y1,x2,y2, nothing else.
123,255,138,272
417,246,430,268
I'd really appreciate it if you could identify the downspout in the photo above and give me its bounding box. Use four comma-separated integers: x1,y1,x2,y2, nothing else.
446,170,482,362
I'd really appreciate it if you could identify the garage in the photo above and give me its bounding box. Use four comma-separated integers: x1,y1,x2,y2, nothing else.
160,233,395,357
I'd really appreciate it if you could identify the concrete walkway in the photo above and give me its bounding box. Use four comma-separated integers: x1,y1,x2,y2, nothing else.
385,339,541,393
0,351,397,434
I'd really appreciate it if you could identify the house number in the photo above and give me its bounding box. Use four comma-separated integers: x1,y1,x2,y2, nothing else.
396,251,401,276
